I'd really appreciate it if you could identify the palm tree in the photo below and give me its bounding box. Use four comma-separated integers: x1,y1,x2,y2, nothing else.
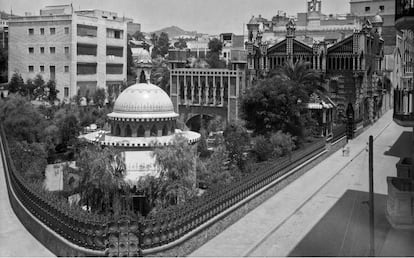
274,59,326,94
72,146,128,214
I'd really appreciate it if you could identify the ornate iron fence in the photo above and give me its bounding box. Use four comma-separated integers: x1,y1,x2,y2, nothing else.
1,121,325,255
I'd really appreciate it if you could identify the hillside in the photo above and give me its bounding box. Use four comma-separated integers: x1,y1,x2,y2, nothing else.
150,26,199,38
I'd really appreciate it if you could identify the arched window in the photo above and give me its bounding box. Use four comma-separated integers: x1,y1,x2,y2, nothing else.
139,70,146,83
115,124,121,136
137,125,145,137
125,124,132,137
162,124,168,136
150,124,157,137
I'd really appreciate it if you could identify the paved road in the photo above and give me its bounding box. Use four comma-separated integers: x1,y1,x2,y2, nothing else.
0,140,54,256
190,110,414,257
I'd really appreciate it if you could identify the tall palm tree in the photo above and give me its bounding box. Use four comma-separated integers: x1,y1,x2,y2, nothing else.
73,146,128,214
275,59,326,94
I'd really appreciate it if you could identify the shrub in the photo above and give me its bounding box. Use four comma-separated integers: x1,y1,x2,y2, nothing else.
269,131,296,158
252,135,273,162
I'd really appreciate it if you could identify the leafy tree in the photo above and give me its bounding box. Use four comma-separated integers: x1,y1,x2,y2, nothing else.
33,74,46,100
150,57,170,93
206,38,226,68
59,114,81,147
174,38,187,49
223,122,250,172
158,32,170,57
241,77,309,137
197,129,210,158
151,32,170,58
197,145,233,188
150,33,159,58
0,47,8,83
208,38,223,53
152,134,198,207
0,94,48,143
9,139,47,182
93,88,106,108
46,79,59,104
73,145,128,214
25,78,36,100
127,44,135,77
132,31,145,41
8,72,24,94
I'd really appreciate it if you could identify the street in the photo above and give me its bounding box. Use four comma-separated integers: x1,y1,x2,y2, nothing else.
190,110,414,257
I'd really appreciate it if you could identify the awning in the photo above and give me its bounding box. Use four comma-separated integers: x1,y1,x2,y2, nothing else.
306,102,334,109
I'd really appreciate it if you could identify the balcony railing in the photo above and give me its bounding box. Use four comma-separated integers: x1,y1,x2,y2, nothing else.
394,88,414,126
395,0,414,31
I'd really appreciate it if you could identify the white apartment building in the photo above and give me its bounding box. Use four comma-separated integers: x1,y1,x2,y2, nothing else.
8,5,128,101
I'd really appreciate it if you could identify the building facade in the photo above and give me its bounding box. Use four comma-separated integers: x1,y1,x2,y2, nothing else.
247,0,362,46
170,68,245,130
393,0,414,128
8,5,128,102
246,17,386,124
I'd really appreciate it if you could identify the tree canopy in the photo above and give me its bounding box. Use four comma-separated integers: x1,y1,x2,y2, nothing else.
241,77,309,136
151,32,170,58
152,134,197,207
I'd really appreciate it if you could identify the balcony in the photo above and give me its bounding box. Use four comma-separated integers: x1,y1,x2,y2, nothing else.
395,0,414,31
394,88,414,127
106,55,124,64
77,35,97,45
77,55,97,63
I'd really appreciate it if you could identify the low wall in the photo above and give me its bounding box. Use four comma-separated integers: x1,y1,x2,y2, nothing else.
145,140,344,256
0,127,105,257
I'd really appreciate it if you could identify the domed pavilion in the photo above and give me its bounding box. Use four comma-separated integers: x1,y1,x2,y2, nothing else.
82,48,200,182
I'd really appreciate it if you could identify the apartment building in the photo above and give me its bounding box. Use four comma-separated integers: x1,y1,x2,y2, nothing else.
8,5,129,101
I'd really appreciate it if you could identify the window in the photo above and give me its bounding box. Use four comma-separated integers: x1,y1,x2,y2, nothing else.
77,44,97,56
28,28,34,35
106,29,123,39
40,65,44,72
40,28,44,35
77,63,97,75
28,66,34,72
50,28,56,34
28,47,34,54
64,87,69,98
50,47,55,54
365,6,370,12
106,64,123,74
64,27,69,34
77,24,97,37
40,47,45,54
50,66,55,81
64,66,69,72
64,46,69,54
379,5,384,11
106,46,123,57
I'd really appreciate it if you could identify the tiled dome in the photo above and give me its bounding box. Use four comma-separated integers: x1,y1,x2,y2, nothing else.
371,14,383,24
132,48,152,65
108,83,178,119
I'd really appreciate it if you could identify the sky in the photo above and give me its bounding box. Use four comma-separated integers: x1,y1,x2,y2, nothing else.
0,0,350,34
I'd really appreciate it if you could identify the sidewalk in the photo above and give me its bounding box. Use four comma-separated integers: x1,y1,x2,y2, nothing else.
190,110,400,257
0,144,54,256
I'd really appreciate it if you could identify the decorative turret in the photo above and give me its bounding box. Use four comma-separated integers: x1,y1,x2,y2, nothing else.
361,18,373,34
371,12,384,37
132,48,152,83
247,16,260,43
286,19,296,38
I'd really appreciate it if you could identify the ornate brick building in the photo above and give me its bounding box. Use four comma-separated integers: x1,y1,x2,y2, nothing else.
246,16,386,124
